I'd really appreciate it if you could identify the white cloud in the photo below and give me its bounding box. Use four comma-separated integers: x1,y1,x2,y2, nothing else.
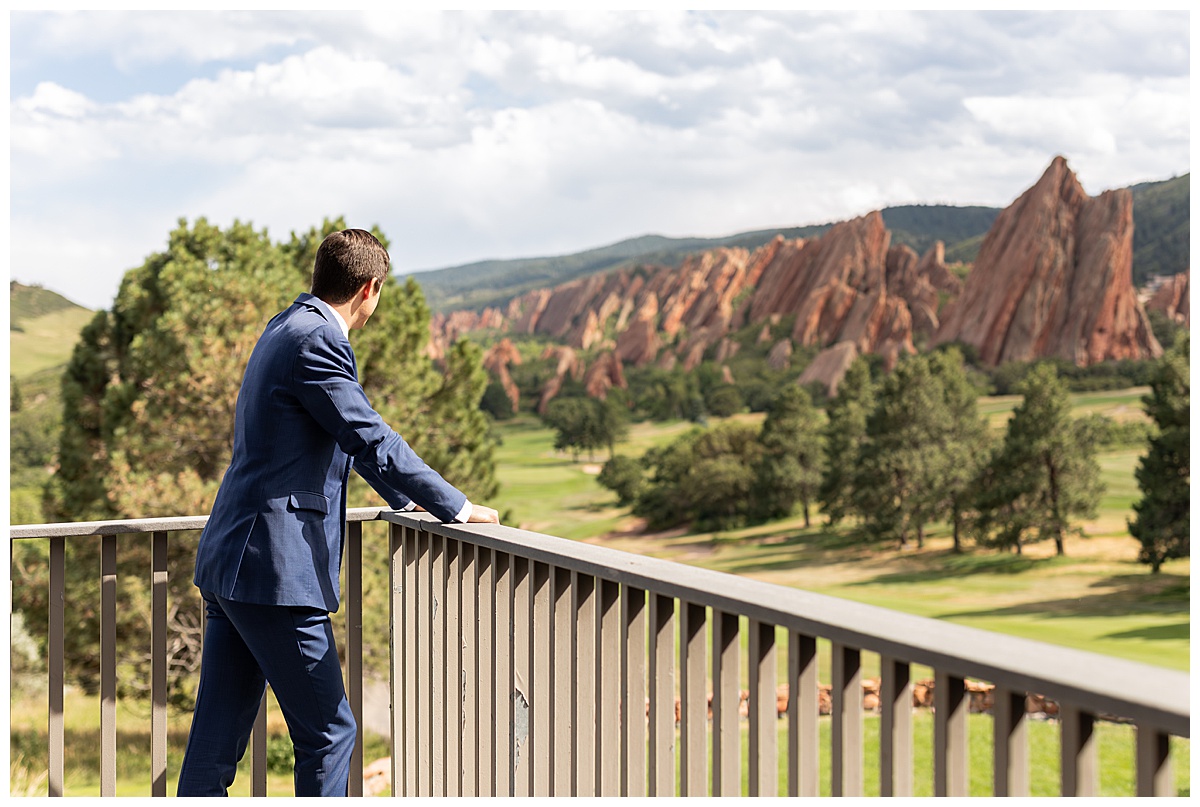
8,9,1191,310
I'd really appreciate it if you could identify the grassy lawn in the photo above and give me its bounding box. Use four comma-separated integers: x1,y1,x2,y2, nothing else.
9,306,95,379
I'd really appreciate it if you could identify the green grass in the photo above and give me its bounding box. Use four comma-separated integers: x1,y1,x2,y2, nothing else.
9,306,95,378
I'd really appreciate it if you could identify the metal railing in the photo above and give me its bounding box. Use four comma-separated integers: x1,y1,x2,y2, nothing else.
9,509,1190,796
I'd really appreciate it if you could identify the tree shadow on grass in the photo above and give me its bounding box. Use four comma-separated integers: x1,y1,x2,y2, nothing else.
934,572,1190,623
1101,623,1190,642
849,551,1047,586
715,526,882,575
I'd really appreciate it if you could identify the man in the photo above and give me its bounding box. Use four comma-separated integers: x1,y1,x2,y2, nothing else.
177,228,499,796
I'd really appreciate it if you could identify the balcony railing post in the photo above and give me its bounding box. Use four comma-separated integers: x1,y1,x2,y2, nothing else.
712,610,740,797
993,686,1029,796
572,572,597,796
879,654,912,797
474,546,493,796
460,543,477,796
48,535,65,797
250,696,267,795
389,523,407,796
934,672,968,797
748,620,777,797
679,601,707,796
511,556,531,796
345,520,363,797
831,642,862,797
597,579,621,797
648,593,676,797
621,586,647,797
1061,704,1098,796
150,531,169,797
100,534,117,797
550,566,574,795
787,632,819,797
1136,723,1173,796
531,562,552,796
492,551,512,797
445,540,462,797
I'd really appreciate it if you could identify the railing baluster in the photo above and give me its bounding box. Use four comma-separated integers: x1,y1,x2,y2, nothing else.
880,654,912,796
680,602,706,796
597,579,621,797
712,610,740,797
621,586,647,797
551,566,574,795
993,685,1028,796
419,530,434,797
432,534,446,796
934,672,968,796
389,524,407,796
748,620,777,797
445,540,462,797
572,572,597,795
460,543,477,796
493,552,513,797
250,696,267,796
345,520,363,797
475,547,493,796
787,632,818,796
100,534,116,797
648,593,675,796
1060,704,1098,796
48,535,65,797
1136,722,1173,796
405,525,420,797
511,556,531,796
831,642,862,796
531,562,552,796
150,531,168,796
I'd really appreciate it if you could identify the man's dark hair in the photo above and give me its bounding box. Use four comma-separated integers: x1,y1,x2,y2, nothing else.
311,229,391,304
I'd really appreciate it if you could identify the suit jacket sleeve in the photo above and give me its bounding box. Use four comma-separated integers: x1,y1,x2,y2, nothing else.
291,324,469,523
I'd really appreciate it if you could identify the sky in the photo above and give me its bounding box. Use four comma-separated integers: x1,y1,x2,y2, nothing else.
7,8,1193,311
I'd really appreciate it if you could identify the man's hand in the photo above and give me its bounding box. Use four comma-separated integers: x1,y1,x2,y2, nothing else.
467,504,500,524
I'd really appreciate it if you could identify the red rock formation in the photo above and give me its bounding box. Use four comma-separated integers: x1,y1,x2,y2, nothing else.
798,341,860,396
766,338,793,371
1145,271,1190,326
537,346,582,413
482,339,522,414
584,351,627,399
934,156,1161,365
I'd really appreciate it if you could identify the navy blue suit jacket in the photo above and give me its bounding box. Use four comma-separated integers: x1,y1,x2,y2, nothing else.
194,293,468,612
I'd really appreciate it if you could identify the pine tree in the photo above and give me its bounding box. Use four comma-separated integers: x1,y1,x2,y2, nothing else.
972,364,1103,556
853,354,948,548
40,217,497,703
817,357,874,525
1129,337,1190,572
928,348,992,552
754,385,824,526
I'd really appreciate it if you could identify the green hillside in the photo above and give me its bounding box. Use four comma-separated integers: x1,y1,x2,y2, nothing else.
9,283,94,379
411,174,1189,313
1131,173,1190,286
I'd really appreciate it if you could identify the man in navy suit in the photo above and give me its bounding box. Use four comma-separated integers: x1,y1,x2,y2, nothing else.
177,228,499,796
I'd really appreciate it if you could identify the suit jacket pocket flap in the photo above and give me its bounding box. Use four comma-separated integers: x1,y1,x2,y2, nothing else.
289,491,330,514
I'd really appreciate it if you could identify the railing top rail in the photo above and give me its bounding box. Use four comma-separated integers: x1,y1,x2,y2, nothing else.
8,507,388,540
387,512,1190,737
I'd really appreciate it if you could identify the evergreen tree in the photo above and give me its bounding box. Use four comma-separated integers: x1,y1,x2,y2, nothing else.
853,354,947,548
971,364,1103,555
38,217,496,703
754,385,824,526
1129,337,1190,572
817,357,875,525
928,348,992,552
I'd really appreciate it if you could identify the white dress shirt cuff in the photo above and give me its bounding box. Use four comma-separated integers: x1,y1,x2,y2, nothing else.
454,500,473,524
400,501,417,512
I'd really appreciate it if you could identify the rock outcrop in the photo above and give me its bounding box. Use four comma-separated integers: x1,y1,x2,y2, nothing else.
481,338,522,414
1145,271,1190,327
934,156,1161,365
